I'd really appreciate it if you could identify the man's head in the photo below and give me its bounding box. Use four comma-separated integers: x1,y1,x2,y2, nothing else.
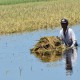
61,18,68,29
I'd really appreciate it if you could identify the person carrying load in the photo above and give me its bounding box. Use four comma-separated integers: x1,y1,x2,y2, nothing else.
60,18,78,48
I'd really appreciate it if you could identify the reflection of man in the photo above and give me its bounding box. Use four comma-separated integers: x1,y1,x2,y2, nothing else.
63,47,78,75
71,47,78,63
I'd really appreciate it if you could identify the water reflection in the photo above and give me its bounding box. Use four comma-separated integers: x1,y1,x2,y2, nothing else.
31,46,78,76
31,51,63,62
63,47,78,75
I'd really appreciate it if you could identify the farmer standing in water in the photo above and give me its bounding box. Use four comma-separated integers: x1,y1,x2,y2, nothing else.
60,18,78,48
60,18,78,75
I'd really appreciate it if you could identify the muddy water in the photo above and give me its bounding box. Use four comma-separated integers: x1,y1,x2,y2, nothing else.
0,25,80,80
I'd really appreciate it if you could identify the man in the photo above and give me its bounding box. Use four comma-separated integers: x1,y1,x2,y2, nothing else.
60,18,78,48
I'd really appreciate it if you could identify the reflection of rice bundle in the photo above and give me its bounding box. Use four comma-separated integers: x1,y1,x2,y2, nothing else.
31,36,66,62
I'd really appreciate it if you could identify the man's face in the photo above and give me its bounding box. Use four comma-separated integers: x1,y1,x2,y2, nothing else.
61,23,67,29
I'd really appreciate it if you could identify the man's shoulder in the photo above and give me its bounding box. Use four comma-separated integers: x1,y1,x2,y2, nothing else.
68,28,73,32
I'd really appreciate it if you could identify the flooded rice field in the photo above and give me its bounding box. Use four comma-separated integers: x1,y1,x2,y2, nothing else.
0,25,80,80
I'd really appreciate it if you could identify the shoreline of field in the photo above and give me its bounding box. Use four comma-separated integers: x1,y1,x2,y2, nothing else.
0,0,80,34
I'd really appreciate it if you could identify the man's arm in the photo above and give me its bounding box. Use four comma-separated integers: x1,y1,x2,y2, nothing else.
70,29,77,48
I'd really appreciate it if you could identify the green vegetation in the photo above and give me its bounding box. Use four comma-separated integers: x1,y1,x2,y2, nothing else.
0,0,80,34
0,0,52,5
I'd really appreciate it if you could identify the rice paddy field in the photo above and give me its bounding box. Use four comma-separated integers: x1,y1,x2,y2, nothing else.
0,0,80,34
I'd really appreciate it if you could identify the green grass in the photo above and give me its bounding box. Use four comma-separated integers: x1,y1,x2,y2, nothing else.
0,0,80,34
0,0,52,5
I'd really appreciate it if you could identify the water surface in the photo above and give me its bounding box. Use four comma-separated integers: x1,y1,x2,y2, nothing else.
0,25,80,80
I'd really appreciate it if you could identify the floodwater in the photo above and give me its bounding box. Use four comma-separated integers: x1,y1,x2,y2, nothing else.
0,25,80,80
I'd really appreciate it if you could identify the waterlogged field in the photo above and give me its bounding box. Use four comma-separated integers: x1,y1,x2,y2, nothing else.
0,0,80,34
0,25,80,80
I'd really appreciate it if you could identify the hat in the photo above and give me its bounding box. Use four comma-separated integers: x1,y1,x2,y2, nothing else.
61,18,68,24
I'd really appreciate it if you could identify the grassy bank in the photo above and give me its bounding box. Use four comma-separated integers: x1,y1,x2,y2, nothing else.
0,0,52,5
0,0,80,34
